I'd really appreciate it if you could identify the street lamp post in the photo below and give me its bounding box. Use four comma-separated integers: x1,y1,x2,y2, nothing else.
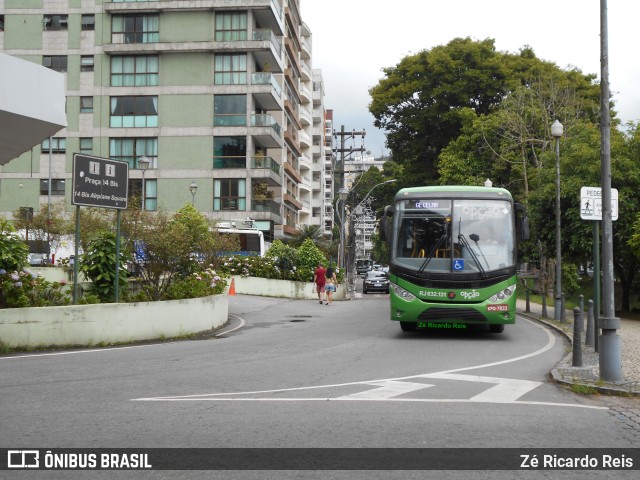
139,156,150,211
189,181,198,206
551,120,564,321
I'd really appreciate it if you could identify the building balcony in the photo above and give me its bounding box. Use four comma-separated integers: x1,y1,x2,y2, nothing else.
299,83,312,105
251,72,283,110
251,114,283,149
299,105,312,126
299,130,312,149
300,35,311,61
284,130,302,158
283,161,302,184
283,193,302,210
250,199,282,218
251,156,282,186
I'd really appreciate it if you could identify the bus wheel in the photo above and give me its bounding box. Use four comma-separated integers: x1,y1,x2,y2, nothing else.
489,324,505,333
400,322,417,332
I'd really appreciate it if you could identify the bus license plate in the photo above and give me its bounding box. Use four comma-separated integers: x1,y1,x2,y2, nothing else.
487,304,508,312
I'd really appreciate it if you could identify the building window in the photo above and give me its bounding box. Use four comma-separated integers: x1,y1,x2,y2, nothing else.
143,179,157,211
40,179,66,196
112,14,159,44
43,15,68,31
81,56,94,72
80,138,93,153
214,179,246,211
128,178,157,211
214,54,247,85
111,55,159,87
0,15,5,31
41,137,66,154
81,14,95,31
110,137,157,169
80,97,93,113
214,95,246,126
110,96,158,128
43,56,67,72
215,12,247,41
213,136,246,168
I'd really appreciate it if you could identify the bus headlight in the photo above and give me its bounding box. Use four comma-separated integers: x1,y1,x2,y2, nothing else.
391,283,416,301
489,284,516,303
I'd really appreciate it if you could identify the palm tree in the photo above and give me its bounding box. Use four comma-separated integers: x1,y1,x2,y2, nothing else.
292,224,323,248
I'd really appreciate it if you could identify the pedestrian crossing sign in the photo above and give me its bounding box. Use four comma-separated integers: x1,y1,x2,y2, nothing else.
580,186,618,221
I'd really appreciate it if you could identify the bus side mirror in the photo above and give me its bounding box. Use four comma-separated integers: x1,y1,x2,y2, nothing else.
379,205,394,243
515,203,530,241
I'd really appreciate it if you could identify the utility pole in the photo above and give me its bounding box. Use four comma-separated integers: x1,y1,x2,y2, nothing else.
599,0,622,382
333,125,366,285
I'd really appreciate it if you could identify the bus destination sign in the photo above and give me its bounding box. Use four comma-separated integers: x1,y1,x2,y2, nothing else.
72,154,129,209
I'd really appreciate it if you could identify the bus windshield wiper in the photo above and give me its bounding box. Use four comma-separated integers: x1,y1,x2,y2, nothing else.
418,232,447,275
469,233,491,270
457,232,487,279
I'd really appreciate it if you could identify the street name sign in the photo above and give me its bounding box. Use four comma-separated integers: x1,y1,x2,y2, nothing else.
72,154,129,209
580,186,618,221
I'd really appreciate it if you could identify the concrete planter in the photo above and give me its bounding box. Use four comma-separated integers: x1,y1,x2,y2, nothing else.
0,294,228,348
230,275,347,301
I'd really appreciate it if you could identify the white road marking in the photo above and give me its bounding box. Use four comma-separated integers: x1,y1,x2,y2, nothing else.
336,380,435,400
132,317,607,409
420,373,542,403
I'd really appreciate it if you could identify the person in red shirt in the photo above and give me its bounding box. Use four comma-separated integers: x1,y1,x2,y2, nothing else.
313,263,326,304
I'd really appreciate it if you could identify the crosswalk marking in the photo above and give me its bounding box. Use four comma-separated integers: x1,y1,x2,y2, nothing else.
420,373,541,403
337,380,434,400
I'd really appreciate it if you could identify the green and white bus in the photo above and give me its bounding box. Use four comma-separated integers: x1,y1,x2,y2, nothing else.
380,185,528,333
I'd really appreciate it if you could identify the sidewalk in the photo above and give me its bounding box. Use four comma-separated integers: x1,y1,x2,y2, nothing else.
516,299,640,396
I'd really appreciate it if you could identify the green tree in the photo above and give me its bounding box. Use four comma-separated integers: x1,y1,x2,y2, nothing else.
292,224,323,248
0,218,29,271
369,38,510,186
12,202,73,262
295,239,327,282
80,230,130,302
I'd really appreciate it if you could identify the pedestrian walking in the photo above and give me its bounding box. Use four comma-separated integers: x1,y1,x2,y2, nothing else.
313,262,326,304
324,265,337,305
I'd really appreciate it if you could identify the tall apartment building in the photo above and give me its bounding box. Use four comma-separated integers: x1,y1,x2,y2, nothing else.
0,0,334,242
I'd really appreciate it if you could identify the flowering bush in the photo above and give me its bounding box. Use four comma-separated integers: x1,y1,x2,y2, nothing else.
156,267,229,301
218,239,344,283
0,268,71,309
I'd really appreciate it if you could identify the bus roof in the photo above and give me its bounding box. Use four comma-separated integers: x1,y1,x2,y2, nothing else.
395,185,513,201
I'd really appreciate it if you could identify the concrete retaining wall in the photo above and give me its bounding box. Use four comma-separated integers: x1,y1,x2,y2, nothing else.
230,275,347,300
0,275,344,349
0,294,228,348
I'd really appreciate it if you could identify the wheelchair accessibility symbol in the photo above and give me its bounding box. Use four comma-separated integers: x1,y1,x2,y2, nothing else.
453,259,465,271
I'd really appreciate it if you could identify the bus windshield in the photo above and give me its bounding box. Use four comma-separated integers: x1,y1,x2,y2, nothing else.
392,199,514,274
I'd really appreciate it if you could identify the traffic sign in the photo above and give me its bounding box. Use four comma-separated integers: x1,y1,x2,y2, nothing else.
72,154,129,209
580,186,618,221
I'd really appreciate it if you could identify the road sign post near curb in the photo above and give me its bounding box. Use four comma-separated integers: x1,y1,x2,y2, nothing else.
71,154,129,304
580,186,618,221
72,154,129,209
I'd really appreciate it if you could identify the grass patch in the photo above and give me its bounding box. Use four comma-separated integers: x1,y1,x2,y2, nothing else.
570,384,599,395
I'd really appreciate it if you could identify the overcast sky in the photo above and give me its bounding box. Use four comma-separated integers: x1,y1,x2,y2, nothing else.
302,0,640,158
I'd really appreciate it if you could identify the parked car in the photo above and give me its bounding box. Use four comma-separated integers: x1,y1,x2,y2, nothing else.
363,270,390,294
356,259,373,276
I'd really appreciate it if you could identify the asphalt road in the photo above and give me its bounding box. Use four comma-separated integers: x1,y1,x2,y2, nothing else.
1,292,639,479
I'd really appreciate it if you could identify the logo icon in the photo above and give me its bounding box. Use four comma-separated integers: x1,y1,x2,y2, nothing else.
8,450,39,469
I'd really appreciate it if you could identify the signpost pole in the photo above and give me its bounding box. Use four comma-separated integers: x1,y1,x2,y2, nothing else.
73,205,80,305
115,210,121,303
593,221,600,352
